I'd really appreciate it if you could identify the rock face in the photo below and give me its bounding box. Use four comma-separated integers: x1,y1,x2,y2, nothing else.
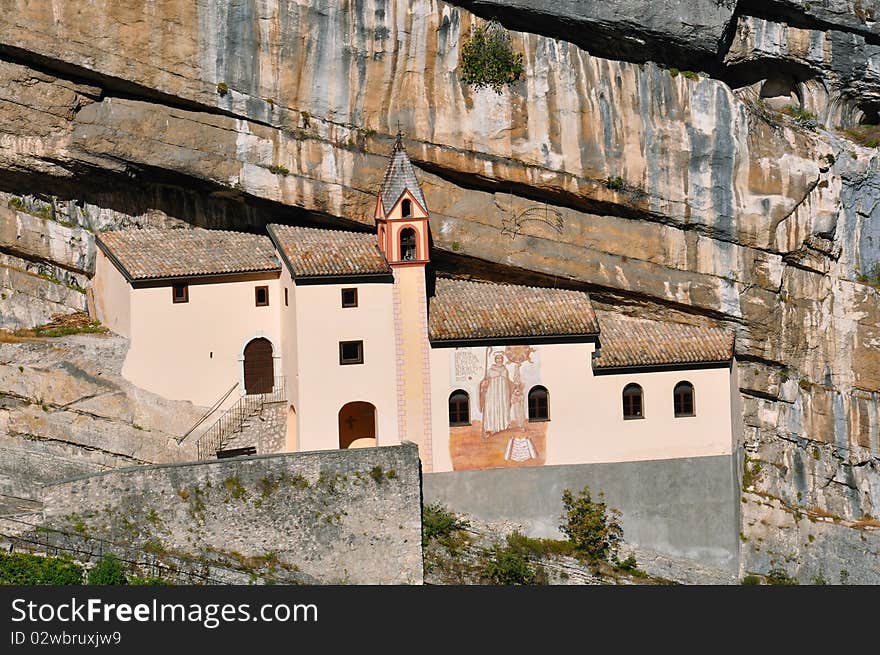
448,0,738,66
0,335,202,498
725,15,880,125
0,0,877,582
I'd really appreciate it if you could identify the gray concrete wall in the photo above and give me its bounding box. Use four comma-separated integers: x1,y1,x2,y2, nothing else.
35,443,423,584
424,454,741,578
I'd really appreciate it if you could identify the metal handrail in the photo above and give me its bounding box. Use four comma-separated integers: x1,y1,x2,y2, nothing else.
195,377,285,459
177,382,239,444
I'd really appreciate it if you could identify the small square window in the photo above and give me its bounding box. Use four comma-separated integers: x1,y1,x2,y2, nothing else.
255,286,269,307
339,340,363,365
172,284,189,303
341,288,358,308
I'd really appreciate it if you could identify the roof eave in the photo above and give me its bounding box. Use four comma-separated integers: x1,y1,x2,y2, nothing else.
429,332,600,348
591,358,733,375
95,236,135,283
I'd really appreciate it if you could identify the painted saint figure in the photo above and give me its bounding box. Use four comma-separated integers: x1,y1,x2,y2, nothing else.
480,352,512,436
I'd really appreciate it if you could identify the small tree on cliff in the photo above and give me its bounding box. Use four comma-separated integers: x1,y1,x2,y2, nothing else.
559,485,624,562
459,23,524,93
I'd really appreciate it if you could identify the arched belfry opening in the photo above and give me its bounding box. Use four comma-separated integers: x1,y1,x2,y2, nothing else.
400,227,417,261
338,402,377,449
243,338,274,394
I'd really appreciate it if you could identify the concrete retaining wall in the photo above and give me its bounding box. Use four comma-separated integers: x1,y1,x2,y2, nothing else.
424,454,741,580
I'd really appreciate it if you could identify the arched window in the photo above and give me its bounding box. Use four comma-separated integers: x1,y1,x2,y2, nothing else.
400,227,417,261
448,390,470,426
674,381,695,417
528,386,549,421
401,198,412,218
622,383,643,419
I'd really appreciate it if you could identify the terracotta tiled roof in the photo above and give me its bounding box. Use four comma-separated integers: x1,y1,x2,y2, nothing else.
429,278,599,342
592,311,734,369
97,228,280,280
267,224,391,278
379,134,427,215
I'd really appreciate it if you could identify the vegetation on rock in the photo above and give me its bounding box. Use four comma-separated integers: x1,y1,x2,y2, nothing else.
855,262,880,287
1,313,107,341
481,534,546,585
843,124,880,148
422,502,469,547
0,552,84,585
459,24,524,93
87,554,128,585
779,104,817,128
559,485,623,563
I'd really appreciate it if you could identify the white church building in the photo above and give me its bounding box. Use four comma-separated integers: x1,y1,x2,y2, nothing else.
92,136,739,474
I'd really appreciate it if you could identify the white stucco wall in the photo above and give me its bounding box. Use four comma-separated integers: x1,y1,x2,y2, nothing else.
580,365,735,464
293,281,399,453
92,248,131,338
121,275,283,408
430,341,735,472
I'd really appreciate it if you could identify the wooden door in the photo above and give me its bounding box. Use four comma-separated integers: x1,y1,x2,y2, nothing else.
244,338,274,394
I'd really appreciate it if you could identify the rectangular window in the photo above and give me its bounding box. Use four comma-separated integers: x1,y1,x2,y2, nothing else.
255,286,269,307
339,340,364,365
284,287,289,307
341,288,358,308
172,284,189,304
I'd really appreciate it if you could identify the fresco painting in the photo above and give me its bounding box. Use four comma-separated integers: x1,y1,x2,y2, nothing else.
448,345,547,470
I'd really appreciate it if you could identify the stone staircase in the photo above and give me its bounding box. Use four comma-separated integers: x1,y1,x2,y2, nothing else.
195,378,286,459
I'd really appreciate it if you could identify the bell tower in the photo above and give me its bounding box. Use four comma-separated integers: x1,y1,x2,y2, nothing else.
376,133,433,470
375,133,430,265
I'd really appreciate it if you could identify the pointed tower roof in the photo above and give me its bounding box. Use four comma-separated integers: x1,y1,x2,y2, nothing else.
379,133,427,215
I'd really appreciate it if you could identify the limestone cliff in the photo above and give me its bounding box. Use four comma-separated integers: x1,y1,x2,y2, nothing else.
0,0,877,582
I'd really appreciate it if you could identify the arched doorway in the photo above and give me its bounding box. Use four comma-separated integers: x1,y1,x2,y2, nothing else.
243,338,274,394
338,401,377,449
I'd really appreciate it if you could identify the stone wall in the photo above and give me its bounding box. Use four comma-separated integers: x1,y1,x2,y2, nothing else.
424,454,742,583
34,443,423,584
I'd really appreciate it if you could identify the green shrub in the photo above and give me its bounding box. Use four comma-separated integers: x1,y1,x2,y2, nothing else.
844,125,880,148
559,485,623,562
741,574,761,586
780,104,817,126
0,552,83,585
459,24,524,93
765,567,798,585
615,554,639,572
504,531,575,559
268,164,290,176
216,81,229,96
422,503,469,546
481,542,542,585
604,175,626,191
87,554,128,586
